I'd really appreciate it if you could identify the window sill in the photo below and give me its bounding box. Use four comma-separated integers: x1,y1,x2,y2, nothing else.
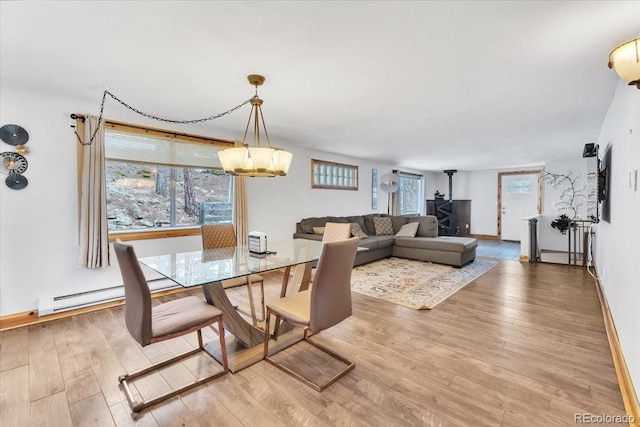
109,227,202,242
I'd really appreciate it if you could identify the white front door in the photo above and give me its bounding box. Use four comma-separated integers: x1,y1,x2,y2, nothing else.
500,174,539,241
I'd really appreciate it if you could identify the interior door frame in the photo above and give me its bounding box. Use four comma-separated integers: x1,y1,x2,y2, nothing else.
497,170,544,239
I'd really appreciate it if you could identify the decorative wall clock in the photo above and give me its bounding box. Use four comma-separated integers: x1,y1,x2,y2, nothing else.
0,124,29,146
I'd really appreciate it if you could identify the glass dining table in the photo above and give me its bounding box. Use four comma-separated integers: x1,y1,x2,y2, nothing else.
138,239,324,372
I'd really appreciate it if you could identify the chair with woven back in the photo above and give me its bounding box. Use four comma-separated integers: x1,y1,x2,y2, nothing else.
322,222,351,243
113,240,228,414
201,224,266,325
263,236,359,392
297,222,351,286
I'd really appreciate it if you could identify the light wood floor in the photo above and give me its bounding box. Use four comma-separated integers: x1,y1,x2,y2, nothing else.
0,259,626,426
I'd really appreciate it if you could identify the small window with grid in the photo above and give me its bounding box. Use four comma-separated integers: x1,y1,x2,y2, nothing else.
507,179,533,194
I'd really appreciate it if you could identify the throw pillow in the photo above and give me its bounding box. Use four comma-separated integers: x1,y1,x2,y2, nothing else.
395,221,419,238
350,222,368,238
312,226,325,235
373,216,394,235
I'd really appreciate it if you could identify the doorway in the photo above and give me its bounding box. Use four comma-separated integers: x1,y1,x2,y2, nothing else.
497,171,543,241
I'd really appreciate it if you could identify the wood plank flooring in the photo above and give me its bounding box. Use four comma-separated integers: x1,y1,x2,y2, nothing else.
475,239,520,261
0,259,627,426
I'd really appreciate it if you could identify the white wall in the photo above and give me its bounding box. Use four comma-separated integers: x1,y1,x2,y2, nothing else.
594,81,640,398
425,167,545,236
0,86,403,315
246,147,402,241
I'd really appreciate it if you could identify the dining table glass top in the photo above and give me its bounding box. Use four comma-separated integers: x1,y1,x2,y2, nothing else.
138,239,325,288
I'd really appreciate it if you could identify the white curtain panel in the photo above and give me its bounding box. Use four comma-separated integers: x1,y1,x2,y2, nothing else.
78,115,110,268
234,175,248,247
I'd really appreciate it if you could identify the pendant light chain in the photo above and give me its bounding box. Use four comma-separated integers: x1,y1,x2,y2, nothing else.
74,90,252,146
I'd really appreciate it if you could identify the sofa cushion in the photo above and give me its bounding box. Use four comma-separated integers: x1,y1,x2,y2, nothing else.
394,236,477,253
327,216,349,224
363,214,384,235
373,235,396,249
373,217,394,235
359,235,395,250
415,216,439,237
312,226,325,235
350,222,368,238
346,216,366,232
299,217,328,234
391,216,409,233
395,222,419,238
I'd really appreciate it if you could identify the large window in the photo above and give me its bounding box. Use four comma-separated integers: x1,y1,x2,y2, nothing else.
397,171,424,215
104,123,233,233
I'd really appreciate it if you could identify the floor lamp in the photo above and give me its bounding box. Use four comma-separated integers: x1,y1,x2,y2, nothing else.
380,172,399,215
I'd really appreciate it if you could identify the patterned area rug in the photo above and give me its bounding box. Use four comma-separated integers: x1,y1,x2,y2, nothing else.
350,257,498,309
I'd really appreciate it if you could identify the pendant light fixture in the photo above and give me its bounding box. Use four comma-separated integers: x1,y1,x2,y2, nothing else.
218,75,293,177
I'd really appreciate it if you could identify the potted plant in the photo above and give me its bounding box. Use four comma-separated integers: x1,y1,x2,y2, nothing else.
550,214,572,235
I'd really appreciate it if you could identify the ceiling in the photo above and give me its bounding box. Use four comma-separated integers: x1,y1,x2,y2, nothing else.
1,1,639,171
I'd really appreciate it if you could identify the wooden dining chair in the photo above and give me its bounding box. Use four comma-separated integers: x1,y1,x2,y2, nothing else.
113,240,228,414
201,224,266,325
263,237,359,392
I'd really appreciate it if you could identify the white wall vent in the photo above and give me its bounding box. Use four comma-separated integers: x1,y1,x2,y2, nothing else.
37,278,179,316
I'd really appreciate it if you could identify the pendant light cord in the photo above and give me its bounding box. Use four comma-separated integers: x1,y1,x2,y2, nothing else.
72,90,252,146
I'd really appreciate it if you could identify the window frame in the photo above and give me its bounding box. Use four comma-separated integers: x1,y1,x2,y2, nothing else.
396,170,425,216
310,159,359,190
506,178,533,194
97,120,234,242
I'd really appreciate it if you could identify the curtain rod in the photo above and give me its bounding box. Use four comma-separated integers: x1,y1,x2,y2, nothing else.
70,113,85,122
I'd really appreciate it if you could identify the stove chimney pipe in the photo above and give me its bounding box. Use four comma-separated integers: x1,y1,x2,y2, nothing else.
443,170,457,201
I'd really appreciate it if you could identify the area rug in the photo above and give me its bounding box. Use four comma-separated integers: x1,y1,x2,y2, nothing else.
350,257,497,309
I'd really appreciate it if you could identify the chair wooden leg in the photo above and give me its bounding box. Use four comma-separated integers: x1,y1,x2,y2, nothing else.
119,319,228,414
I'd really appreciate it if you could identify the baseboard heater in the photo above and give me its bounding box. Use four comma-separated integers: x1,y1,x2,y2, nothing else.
37,278,180,317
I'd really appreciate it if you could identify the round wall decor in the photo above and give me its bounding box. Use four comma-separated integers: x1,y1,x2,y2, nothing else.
0,152,29,175
5,174,28,190
0,124,29,146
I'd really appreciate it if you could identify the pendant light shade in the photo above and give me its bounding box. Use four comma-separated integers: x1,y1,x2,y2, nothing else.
218,75,293,177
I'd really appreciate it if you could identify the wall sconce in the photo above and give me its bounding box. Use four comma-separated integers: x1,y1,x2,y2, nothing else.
608,38,640,89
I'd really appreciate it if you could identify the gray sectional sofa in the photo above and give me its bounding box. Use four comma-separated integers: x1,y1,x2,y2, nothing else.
293,214,477,267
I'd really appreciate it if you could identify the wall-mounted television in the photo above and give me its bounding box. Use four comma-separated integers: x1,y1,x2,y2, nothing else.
583,142,611,224
599,145,612,223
